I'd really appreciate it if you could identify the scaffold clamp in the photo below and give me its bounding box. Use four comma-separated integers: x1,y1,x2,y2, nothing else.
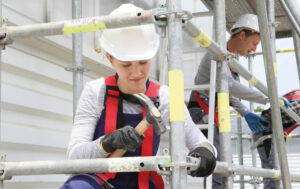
0,154,11,187
0,18,10,48
154,9,193,26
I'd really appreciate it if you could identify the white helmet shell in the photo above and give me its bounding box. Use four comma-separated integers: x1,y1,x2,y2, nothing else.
230,14,259,35
99,4,160,61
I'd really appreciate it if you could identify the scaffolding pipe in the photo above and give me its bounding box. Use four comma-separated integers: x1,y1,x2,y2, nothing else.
184,84,209,91
158,31,168,85
253,48,294,56
236,114,245,189
166,0,187,188
267,1,281,187
214,162,300,182
0,156,177,179
0,0,2,143
192,11,213,18
248,53,258,189
293,30,300,85
205,60,217,189
256,0,292,187
282,0,300,37
278,0,300,37
182,22,225,61
2,157,300,182
0,8,159,44
71,0,83,117
214,0,233,188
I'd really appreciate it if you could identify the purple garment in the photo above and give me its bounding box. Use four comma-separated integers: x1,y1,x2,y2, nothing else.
60,174,104,189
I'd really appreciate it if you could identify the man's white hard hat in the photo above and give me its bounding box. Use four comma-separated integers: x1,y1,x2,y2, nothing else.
230,14,260,35
99,4,160,61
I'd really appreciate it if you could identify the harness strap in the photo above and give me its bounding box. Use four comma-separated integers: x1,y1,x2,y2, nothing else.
284,94,300,100
95,76,163,189
283,89,300,96
284,124,300,136
194,91,219,127
138,82,159,189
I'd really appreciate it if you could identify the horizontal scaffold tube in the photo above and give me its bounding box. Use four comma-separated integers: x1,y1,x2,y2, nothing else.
183,21,300,125
2,156,300,182
0,156,173,180
0,8,159,44
215,162,300,182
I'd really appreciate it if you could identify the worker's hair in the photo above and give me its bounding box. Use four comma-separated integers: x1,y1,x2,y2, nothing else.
231,29,260,39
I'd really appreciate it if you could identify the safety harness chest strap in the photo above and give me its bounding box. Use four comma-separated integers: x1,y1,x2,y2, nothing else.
95,75,162,189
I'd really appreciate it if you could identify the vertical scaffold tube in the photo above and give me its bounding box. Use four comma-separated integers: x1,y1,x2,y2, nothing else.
248,54,258,189
267,1,281,188
72,0,83,117
214,0,233,188
0,0,2,142
293,30,300,85
236,113,245,189
166,0,187,188
255,0,292,188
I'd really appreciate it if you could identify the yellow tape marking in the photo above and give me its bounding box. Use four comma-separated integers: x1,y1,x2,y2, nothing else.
194,30,212,48
169,70,185,122
279,48,294,53
273,62,277,77
286,135,292,139
218,93,231,132
63,20,107,34
248,77,258,86
236,113,241,118
272,171,280,179
280,99,285,107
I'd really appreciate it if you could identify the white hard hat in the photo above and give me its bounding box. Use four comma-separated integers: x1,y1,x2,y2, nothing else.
230,14,259,35
99,4,160,61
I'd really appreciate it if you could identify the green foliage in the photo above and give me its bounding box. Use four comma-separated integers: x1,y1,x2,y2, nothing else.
254,106,264,113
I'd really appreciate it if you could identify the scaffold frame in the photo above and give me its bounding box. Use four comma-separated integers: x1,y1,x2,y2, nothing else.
0,0,300,188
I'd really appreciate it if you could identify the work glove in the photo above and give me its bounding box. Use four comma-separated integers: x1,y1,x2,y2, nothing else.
244,111,265,132
101,126,143,153
281,97,291,108
188,147,216,177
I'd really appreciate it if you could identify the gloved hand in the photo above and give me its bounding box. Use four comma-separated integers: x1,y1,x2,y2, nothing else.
101,126,143,153
244,111,265,132
281,97,291,108
188,147,216,177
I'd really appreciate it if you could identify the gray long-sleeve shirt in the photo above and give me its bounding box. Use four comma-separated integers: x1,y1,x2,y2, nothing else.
195,53,268,116
67,77,217,160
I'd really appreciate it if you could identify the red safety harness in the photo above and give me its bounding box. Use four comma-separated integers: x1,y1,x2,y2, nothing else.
94,76,164,189
194,91,219,127
283,89,300,135
267,89,300,136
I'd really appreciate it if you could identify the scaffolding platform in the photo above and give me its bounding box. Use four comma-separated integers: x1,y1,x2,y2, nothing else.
201,0,294,38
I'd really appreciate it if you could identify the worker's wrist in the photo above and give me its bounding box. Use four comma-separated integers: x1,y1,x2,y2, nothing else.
243,110,251,117
100,136,110,154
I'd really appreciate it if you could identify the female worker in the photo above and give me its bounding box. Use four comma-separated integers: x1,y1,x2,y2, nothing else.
60,4,217,189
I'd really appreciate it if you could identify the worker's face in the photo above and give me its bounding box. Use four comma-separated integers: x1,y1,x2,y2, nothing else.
108,55,151,94
238,32,260,56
